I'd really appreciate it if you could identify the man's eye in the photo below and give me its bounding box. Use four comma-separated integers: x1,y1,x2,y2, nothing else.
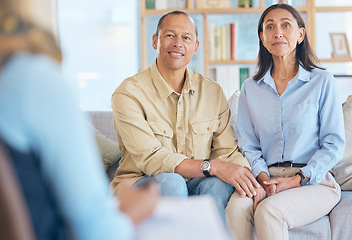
184,36,190,40
267,25,273,30
284,24,290,28
166,34,173,37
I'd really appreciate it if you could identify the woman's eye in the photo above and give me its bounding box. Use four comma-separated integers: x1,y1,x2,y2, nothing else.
184,36,190,40
267,25,273,30
284,24,290,28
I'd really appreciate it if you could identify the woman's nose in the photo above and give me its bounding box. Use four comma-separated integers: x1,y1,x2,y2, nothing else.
274,30,283,38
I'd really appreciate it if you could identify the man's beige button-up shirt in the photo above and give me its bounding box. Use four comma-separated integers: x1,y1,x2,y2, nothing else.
111,61,250,194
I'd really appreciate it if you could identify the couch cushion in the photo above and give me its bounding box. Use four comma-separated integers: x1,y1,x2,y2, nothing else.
88,111,118,142
288,215,331,240
228,90,240,139
330,191,352,240
331,95,352,190
93,127,121,170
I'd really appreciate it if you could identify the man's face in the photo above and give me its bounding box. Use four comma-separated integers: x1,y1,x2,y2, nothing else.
152,14,199,73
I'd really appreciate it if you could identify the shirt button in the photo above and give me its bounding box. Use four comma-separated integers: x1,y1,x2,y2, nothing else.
207,127,210,131
178,126,182,130
163,130,167,134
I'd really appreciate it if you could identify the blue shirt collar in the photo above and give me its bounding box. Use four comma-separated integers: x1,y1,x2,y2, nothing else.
258,64,311,86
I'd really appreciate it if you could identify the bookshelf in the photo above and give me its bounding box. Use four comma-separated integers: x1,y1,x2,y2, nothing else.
140,0,352,77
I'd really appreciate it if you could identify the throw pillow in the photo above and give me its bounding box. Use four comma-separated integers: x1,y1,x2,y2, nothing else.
228,90,240,139
331,95,352,190
91,125,121,170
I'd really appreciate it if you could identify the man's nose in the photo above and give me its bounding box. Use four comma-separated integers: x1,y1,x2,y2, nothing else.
173,37,184,48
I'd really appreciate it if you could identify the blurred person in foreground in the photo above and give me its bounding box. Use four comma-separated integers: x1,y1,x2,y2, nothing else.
226,4,345,240
0,0,158,239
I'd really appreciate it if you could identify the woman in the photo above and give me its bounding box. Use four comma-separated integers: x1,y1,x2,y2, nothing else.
0,1,158,239
226,4,345,240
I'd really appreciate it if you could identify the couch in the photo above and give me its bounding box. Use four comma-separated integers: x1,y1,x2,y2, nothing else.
88,93,352,240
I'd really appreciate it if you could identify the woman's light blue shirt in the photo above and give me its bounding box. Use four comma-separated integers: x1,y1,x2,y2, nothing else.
238,65,345,185
0,53,134,240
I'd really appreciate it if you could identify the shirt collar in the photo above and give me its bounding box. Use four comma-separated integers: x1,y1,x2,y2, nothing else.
150,59,195,101
258,63,311,86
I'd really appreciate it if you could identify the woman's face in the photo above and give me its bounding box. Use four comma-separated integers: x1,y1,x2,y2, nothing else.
260,8,305,59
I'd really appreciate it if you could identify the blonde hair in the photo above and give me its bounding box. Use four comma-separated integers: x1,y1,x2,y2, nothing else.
0,0,62,66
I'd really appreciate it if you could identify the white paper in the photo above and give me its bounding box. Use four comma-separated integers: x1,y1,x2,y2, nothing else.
135,196,231,240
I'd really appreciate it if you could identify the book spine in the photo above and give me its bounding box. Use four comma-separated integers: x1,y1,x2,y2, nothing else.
239,67,249,90
155,0,167,9
146,0,155,9
226,23,231,61
214,26,221,61
208,23,215,61
221,26,227,61
177,0,187,8
230,23,236,60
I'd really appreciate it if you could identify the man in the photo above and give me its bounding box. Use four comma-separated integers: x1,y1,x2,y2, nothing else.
111,10,259,221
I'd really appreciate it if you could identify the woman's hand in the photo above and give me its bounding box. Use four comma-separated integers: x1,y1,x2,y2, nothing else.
118,180,160,226
256,172,276,196
263,174,301,193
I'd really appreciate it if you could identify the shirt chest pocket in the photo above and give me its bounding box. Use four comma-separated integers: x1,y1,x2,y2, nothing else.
191,119,219,159
148,122,174,151
286,103,319,135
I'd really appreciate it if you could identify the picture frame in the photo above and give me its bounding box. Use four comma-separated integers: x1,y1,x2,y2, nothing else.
330,33,351,58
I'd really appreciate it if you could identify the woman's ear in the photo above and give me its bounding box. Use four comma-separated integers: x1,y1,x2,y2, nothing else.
298,28,305,44
259,31,264,46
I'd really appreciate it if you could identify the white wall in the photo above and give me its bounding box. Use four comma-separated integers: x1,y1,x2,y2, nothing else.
57,0,138,110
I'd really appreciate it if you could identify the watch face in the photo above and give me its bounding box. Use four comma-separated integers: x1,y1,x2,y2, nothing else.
201,161,210,171
301,177,309,186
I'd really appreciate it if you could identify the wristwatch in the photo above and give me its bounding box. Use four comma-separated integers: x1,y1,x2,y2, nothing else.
295,171,309,186
201,159,212,177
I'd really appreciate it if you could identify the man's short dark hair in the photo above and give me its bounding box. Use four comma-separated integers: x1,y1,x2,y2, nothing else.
155,10,198,40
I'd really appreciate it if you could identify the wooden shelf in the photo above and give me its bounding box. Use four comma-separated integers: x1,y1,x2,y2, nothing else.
320,58,352,63
140,0,352,76
209,60,257,65
316,6,352,12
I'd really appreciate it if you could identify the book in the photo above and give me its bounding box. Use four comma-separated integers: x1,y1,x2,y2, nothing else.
196,0,231,9
208,23,215,61
146,0,155,9
214,26,221,61
176,0,187,8
155,0,167,9
220,26,227,61
238,0,252,8
239,67,249,89
228,65,240,96
214,66,240,100
230,23,236,60
226,24,231,61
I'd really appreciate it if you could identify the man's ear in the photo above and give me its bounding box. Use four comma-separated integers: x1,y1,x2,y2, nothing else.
193,41,200,55
152,34,158,50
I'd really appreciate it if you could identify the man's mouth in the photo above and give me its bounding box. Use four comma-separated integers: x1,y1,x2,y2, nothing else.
169,52,184,57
